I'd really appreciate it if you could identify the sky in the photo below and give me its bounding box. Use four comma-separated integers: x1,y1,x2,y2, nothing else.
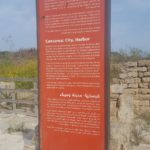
0,0,36,51
112,0,150,52
0,0,150,52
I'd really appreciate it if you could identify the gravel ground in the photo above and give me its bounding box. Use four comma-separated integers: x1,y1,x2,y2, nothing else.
0,112,38,150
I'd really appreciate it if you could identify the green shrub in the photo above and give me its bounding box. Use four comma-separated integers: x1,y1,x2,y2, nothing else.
0,55,37,89
0,59,38,78
110,64,121,82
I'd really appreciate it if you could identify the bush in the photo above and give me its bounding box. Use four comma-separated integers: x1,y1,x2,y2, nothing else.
0,50,38,89
0,59,38,78
110,64,121,82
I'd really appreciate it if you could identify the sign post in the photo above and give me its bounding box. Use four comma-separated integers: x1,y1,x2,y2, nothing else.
37,0,110,149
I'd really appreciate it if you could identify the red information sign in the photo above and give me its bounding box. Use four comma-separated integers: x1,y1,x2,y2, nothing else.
37,0,110,150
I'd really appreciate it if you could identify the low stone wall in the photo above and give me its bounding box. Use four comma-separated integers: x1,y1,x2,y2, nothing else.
0,82,15,90
111,60,150,121
0,78,38,116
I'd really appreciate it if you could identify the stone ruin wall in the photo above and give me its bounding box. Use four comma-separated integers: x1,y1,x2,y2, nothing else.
111,60,150,121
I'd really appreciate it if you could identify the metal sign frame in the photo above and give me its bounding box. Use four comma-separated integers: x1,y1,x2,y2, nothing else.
37,0,110,149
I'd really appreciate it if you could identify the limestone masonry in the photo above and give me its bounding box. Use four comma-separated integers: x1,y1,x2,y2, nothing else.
111,60,150,121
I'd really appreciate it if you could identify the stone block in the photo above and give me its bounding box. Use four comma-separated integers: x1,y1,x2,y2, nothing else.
0,134,24,150
139,83,148,88
120,67,127,73
111,84,127,94
127,68,137,72
110,101,117,117
139,72,144,78
148,83,150,88
142,132,150,144
110,94,119,99
16,92,33,100
125,78,141,84
0,82,15,89
144,72,150,77
139,107,150,113
139,89,150,94
0,122,9,133
35,125,39,150
136,100,150,107
134,106,140,114
124,89,139,95
132,95,139,100
120,80,125,84
126,62,137,67
111,98,118,101
142,77,150,83
137,67,147,72
133,100,140,107
118,94,134,123
128,72,138,78
138,60,150,67
138,94,150,100
119,73,127,79
134,100,148,107
112,78,120,84
128,83,138,89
